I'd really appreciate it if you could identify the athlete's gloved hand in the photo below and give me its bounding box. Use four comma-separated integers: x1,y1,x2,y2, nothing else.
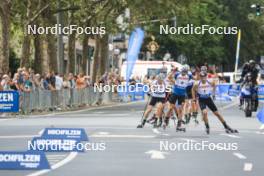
212,95,216,101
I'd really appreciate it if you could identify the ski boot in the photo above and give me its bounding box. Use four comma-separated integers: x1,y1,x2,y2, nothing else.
192,112,199,124
225,125,238,133
157,118,162,128
162,117,170,130
176,120,186,132
184,114,191,124
147,115,156,124
153,118,158,128
206,127,210,135
137,119,146,128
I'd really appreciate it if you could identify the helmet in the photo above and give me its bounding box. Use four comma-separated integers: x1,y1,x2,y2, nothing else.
200,71,207,78
201,66,208,72
249,60,255,65
181,65,189,73
183,64,190,71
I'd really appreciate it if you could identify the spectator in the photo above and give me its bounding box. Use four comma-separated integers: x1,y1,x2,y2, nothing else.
76,73,86,89
21,73,32,92
1,74,11,90
55,72,63,90
10,73,20,91
68,73,76,89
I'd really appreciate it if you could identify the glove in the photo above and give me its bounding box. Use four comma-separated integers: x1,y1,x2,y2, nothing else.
212,95,216,100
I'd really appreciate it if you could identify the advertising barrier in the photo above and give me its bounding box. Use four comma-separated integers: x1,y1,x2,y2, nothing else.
0,91,19,112
0,151,50,170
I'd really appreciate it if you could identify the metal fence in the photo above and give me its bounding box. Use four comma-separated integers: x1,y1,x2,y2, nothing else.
20,87,113,113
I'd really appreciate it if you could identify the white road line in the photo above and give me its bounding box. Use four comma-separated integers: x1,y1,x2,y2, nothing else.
152,129,161,134
243,163,253,171
0,135,36,139
233,152,247,160
220,101,239,110
0,119,11,122
26,152,78,176
256,131,264,135
38,129,44,136
220,133,241,139
47,155,67,159
90,134,155,138
29,101,143,117
56,113,131,117
145,150,168,159
96,132,110,135
180,138,198,143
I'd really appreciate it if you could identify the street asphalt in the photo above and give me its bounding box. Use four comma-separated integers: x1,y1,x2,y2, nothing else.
0,99,263,176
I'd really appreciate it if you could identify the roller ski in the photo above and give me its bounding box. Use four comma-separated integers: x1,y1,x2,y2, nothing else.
206,127,210,134
176,120,186,132
155,118,162,128
225,125,238,134
137,119,146,128
162,117,170,130
192,112,199,124
184,114,191,124
147,115,156,124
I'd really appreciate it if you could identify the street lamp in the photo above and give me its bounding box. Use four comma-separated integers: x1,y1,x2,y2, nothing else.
113,48,120,72
251,4,264,16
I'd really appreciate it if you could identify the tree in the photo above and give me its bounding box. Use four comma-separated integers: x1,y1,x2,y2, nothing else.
0,0,11,73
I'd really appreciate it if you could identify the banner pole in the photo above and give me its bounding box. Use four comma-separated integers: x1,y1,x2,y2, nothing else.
234,29,241,81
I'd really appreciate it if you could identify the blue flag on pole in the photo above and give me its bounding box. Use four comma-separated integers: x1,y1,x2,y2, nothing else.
257,108,264,124
126,28,145,82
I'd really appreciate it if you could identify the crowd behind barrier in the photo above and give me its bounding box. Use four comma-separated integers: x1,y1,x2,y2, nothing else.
1,66,264,114
19,87,114,113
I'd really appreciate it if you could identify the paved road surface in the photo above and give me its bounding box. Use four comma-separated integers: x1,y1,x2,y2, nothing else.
0,100,263,176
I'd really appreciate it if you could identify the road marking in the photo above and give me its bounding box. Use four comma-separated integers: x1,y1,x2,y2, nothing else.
38,129,44,135
233,152,247,160
96,132,110,135
145,150,168,159
243,163,253,171
259,124,264,130
28,100,143,117
152,129,161,134
180,138,198,143
0,135,36,139
56,113,131,117
26,152,78,176
91,134,155,138
255,131,264,134
220,101,239,110
220,133,241,138
152,129,169,136
0,119,11,122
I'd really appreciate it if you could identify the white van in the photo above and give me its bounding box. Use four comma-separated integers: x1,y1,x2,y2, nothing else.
121,60,183,79
218,72,241,84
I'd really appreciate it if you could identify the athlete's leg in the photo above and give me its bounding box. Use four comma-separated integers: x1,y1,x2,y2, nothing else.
155,102,164,127
199,99,210,134
208,98,238,133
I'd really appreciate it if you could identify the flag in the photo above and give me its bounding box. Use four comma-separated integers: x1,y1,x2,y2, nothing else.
126,28,145,82
257,108,264,124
